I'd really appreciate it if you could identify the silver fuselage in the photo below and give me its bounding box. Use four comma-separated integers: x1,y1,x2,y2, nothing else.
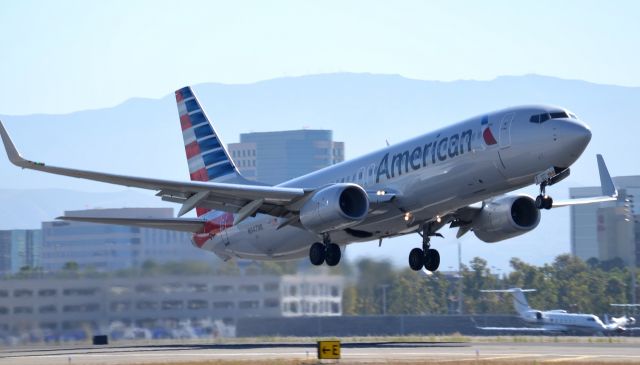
201,105,591,260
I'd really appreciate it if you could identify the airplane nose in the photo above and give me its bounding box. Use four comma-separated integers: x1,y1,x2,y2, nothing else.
558,119,591,150
551,119,591,167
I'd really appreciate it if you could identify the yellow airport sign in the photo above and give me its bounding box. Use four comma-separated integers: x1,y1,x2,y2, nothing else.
317,340,341,359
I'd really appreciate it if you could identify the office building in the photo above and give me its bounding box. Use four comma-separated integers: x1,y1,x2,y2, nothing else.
570,176,639,266
41,208,213,272
0,230,42,276
0,273,343,341
228,129,344,184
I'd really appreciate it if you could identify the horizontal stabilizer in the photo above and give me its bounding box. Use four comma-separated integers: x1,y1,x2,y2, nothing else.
57,216,207,233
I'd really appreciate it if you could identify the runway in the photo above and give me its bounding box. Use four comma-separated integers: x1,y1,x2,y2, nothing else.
2,340,640,364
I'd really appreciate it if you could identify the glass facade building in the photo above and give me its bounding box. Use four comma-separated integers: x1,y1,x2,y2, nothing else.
228,129,344,184
0,229,42,276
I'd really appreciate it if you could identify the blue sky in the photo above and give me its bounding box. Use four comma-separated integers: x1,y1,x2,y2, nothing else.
1,0,639,115
1,1,639,270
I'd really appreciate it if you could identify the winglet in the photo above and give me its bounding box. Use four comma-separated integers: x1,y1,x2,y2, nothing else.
0,120,27,167
596,154,617,197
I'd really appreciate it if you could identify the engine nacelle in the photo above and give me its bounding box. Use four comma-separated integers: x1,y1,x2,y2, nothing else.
472,195,541,243
299,183,369,233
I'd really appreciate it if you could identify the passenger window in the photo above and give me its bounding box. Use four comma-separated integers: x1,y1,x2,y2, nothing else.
539,113,550,123
529,114,540,123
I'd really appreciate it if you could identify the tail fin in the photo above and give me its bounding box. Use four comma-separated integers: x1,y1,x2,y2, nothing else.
481,288,535,316
509,288,533,315
175,86,241,184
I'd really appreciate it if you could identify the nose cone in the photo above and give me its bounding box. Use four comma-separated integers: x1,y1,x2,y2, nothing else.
552,119,592,167
562,120,591,148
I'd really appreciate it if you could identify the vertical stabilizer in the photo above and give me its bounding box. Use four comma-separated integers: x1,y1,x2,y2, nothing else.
509,288,533,316
174,86,244,217
175,86,242,184
481,288,535,316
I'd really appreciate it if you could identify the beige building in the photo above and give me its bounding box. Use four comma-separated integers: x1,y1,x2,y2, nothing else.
570,176,639,266
0,273,343,340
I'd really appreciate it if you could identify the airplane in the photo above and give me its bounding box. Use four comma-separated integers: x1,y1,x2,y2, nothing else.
479,288,637,334
608,304,639,328
0,86,619,272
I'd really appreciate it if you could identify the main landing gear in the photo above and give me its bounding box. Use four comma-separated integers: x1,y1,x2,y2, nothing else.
409,223,441,272
535,181,553,210
309,234,342,267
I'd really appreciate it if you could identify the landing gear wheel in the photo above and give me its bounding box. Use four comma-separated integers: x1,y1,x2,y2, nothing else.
424,248,441,272
325,243,342,266
309,242,325,266
409,248,425,271
535,195,553,210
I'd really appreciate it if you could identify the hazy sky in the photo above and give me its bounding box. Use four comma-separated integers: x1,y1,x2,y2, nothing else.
1,0,639,114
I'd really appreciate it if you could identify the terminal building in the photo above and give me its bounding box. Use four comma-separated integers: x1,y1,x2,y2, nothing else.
0,273,343,341
570,176,640,267
228,129,344,184
41,208,214,272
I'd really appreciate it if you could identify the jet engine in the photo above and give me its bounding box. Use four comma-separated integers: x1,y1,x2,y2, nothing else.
299,183,369,233
472,195,541,243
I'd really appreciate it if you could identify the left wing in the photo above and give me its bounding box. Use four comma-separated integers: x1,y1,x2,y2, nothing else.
0,120,307,219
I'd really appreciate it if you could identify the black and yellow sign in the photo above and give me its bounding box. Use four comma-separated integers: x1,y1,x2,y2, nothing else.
317,340,341,359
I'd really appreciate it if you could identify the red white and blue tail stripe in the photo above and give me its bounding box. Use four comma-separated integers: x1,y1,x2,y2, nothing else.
175,86,238,183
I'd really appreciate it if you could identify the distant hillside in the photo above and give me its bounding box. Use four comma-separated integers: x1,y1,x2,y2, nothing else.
1,73,638,269
0,189,173,230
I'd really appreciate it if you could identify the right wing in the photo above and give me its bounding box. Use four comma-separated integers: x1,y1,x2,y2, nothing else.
0,120,308,219
551,154,617,208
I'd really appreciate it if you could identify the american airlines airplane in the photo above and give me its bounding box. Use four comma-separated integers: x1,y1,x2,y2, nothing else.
479,288,637,334
0,86,618,272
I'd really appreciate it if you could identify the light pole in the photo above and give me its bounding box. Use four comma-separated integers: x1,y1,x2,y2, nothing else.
379,284,390,315
457,240,463,314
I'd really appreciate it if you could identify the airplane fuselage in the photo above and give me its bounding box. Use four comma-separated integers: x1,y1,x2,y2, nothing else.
199,105,591,261
522,310,618,333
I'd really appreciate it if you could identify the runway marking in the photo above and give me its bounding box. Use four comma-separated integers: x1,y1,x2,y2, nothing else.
543,355,595,363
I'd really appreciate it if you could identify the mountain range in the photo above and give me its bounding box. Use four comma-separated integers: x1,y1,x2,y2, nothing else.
1,73,638,270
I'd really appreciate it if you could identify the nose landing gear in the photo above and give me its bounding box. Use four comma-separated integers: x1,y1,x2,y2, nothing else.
535,181,553,210
408,223,441,272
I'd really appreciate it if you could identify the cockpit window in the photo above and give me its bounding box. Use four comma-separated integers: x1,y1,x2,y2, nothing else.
529,111,568,124
587,317,595,322
540,113,550,123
